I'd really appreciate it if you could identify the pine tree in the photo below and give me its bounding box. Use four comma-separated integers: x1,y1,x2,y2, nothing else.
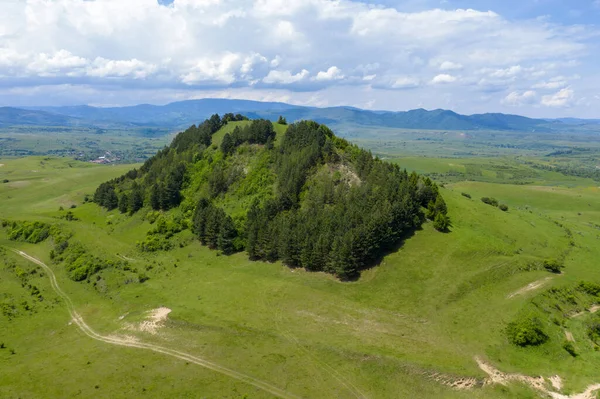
118,192,129,213
218,215,237,255
221,133,234,156
434,195,448,215
106,189,118,210
150,184,161,210
433,213,450,232
129,183,144,214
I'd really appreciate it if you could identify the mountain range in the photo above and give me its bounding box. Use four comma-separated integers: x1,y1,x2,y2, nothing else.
0,98,597,132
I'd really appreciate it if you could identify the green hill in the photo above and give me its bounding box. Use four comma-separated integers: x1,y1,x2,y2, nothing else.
93,115,447,279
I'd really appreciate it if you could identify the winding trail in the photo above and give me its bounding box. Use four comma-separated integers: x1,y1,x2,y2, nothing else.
12,249,301,399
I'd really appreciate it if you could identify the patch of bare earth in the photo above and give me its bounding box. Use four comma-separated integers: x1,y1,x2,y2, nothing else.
570,305,600,319
424,371,481,390
126,307,172,335
550,376,563,391
475,357,600,399
507,277,552,299
565,331,575,342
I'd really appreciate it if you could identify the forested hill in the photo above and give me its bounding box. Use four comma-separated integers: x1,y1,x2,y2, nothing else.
94,114,448,279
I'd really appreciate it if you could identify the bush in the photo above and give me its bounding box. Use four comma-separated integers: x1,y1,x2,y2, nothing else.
588,323,600,344
562,341,577,357
2,179,9,183
481,197,499,207
499,204,509,212
506,318,549,347
137,236,172,252
433,213,450,232
578,281,600,296
461,192,471,199
543,259,564,274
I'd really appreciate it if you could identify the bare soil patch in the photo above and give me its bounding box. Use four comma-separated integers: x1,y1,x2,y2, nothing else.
507,277,552,299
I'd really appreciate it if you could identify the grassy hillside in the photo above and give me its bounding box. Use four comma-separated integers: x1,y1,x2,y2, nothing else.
1,124,600,398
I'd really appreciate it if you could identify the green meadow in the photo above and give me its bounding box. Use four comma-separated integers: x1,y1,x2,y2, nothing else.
2,127,600,398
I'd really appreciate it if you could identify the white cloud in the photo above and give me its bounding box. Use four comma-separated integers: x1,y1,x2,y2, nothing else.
502,90,537,106
532,80,567,90
315,66,344,81
391,76,420,88
431,74,457,84
180,53,245,84
439,61,463,71
27,50,88,76
263,69,309,84
486,65,523,78
541,88,575,107
87,58,157,79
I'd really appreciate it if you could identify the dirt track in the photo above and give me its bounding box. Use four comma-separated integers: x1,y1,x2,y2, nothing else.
13,249,301,399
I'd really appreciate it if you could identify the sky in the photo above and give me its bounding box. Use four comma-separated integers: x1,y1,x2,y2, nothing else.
0,0,599,118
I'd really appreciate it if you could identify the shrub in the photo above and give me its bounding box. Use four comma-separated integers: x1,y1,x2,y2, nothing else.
499,204,509,212
137,236,172,252
543,259,564,274
588,323,600,344
481,197,499,207
578,281,600,296
562,341,577,357
2,179,9,183
506,318,549,347
461,192,471,199
433,213,450,232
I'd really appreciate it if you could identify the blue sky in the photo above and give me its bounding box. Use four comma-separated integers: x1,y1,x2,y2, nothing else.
0,0,599,117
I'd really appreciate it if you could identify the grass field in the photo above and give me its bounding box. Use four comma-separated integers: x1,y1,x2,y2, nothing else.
2,137,600,398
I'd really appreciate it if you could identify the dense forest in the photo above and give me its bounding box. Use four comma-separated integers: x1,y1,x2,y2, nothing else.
94,114,447,279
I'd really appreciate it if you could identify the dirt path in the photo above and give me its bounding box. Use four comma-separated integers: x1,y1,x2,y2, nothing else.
12,249,301,399
507,277,553,299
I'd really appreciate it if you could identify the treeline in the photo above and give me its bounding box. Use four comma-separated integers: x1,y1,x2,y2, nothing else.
94,114,227,212
221,119,275,156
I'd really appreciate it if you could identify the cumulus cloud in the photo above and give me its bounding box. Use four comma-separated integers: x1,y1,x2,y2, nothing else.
502,90,537,106
263,69,309,84
431,74,457,84
532,80,567,90
391,76,420,89
315,66,344,81
541,88,575,107
439,61,463,71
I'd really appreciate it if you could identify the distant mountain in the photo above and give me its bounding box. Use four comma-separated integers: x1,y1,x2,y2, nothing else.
551,118,600,125
2,98,597,132
27,99,301,128
0,107,83,127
